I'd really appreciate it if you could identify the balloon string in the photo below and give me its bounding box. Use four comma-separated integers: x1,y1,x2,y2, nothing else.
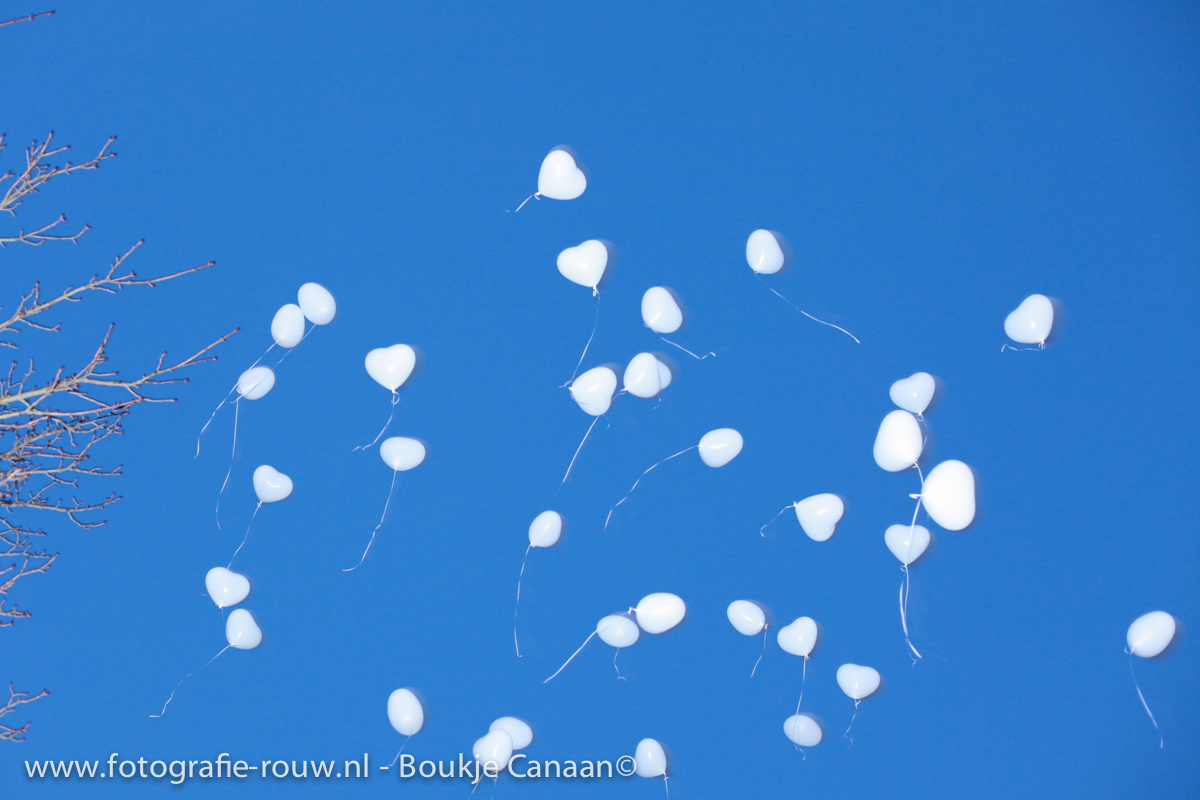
194,343,274,459
514,543,532,657
150,645,231,718
215,399,240,529
354,390,399,451
760,503,795,537
901,495,923,662
560,293,601,388
655,332,715,360
228,501,262,569
274,323,315,367
543,629,598,683
1000,342,1045,353
613,634,627,682
915,462,925,485
795,655,808,716
559,415,601,489
844,698,860,746
751,624,768,678
1128,649,1163,748
755,274,861,344
604,445,697,532
510,192,540,213
344,469,398,572
390,735,412,767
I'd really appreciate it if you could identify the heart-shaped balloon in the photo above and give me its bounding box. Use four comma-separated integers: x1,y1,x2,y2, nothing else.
537,149,587,200
635,592,686,634
921,460,975,531
387,688,425,736
365,344,416,392
237,366,275,400
1127,611,1176,659
783,714,823,747
634,739,667,778
596,614,640,647
641,287,683,334
727,600,766,636
794,494,844,542
205,566,250,608
836,663,880,700
380,437,426,471
472,729,514,773
873,410,923,472
889,372,935,415
557,240,608,291
489,717,534,751
297,282,336,325
698,428,743,468
746,230,784,274
252,465,293,503
884,524,931,565
225,608,263,650
623,353,664,399
528,510,563,548
777,616,818,657
271,304,306,348
569,366,617,416
1004,294,1053,344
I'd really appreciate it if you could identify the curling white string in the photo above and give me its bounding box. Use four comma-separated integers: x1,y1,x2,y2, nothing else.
755,274,860,343
655,332,715,360
228,501,261,569
150,645,231,718
1127,648,1164,748
900,493,924,662
844,698,861,746
560,415,601,488
513,543,532,657
344,469,398,572
390,735,413,767
543,630,598,683
759,503,795,537
604,446,697,532
750,624,768,678
355,390,400,451
560,293,601,388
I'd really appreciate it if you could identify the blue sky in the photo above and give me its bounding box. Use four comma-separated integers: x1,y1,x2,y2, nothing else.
3,1,1198,797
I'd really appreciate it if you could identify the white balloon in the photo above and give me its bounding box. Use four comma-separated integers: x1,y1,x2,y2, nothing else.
489,717,534,750
921,460,976,531
472,729,513,773
657,360,672,390
634,738,667,778
836,664,880,700
387,688,424,736
379,437,426,471
237,366,275,400
698,428,743,468
873,410,923,472
537,149,586,200
623,353,664,399
528,510,563,548
556,240,608,290
297,282,336,325
783,714,823,747
252,465,293,503
794,494,844,542
597,614,640,647
1127,611,1176,658
884,524,931,565
777,616,818,657
746,230,784,274
641,287,683,334
635,593,686,634
205,566,250,609
569,366,617,416
270,304,306,348
365,345,416,392
1004,294,1053,344
225,608,262,650
889,372,935,415
726,600,765,636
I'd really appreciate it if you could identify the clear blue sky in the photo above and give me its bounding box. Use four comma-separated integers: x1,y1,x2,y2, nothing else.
4,1,1198,797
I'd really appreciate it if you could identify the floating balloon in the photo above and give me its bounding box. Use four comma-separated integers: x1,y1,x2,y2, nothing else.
366,345,417,392
727,601,766,637
921,460,976,531
1128,611,1176,658
537,149,587,200
236,366,275,400
252,465,293,503
514,511,564,656
783,714,823,748
837,663,880,742
634,738,667,779
297,282,336,325
345,437,426,571
489,717,533,750
545,598,678,683
271,304,306,348
570,366,617,416
889,372,935,416
873,410,923,472
794,494,844,542
557,240,608,293
205,567,250,609
226,608,263,650
1004,294,1053,346
777,617,818,658
635,593,686,634
885,524,930,565
623,353,671,399
641,287,682,333
746,230,784,274
472,729,513,775
597,614,640,648
387,688,425,736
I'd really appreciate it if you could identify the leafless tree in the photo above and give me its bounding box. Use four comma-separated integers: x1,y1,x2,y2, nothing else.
0,132,235,741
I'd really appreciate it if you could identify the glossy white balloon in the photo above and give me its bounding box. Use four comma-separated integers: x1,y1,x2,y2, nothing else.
270,304,306,348
597,614,640,648
225,608,262,650
884,524,931,565
556,240,607,290
836,664,880,700
1004,294,1053,344
623,353,664,399
1127,611,1176,658
634,738,667,778
641,287,683,334
489,717,534,750
387,688,424,736
365,345,416,392
889,372,935,415
783,714,823,747
528,510,563,548
726,600,766,636
297,282,336,325
635,593,686,634
252,465,293,503
379,437,426,471
205,567,250,608
698,428,743,468
873,410,923,472
569,366,617,416
746,230,784,274
922,460,976,531
237,366,275,400
794,494,844,542
777,616,818,657
472,729,513,773
657,360,672,389
537,149,586,200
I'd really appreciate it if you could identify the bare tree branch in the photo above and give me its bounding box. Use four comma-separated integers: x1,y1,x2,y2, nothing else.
0,132,115,247
0,10,54,29
0,684,50,742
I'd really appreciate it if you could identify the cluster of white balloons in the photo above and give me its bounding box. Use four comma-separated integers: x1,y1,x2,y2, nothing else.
543,593,687,683
472,716,535,779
